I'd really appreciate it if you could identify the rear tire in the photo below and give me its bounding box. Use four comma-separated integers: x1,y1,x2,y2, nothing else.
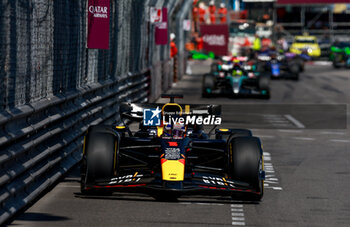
333,54,342,68
81,125,119,195
227,136,264,201
345,57,350,69
289,63,300,75
210,63,219,72
258,74,270,90
202,74,215,97
292,73,299,81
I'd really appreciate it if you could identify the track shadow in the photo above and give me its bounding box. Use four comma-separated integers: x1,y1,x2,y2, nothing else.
74,191,260,205
15,212,69,222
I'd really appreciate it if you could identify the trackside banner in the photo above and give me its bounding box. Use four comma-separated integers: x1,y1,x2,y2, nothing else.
87,0,110,49
200,24,229,56
155,8,168,45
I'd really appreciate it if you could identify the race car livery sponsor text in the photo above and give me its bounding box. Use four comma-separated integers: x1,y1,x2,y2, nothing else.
108,174,143,184
202,176,235,188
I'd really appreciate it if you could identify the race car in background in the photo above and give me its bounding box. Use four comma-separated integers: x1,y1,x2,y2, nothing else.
204,59,270,98
80,94,265,201
210,55,248,73
189,50,216,60
290,35,321,58
255,50,308,80
329,41,350,68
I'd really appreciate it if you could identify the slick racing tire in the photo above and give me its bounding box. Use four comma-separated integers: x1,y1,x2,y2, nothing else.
210,63,219,72
294,58,305,72
81,125,119,195
289,63,300,75
258,73,270,90
202,74,215,97
333,54,342,69
256,62,266,72
227,136,264,201
292,73,299,81
345,57,350,69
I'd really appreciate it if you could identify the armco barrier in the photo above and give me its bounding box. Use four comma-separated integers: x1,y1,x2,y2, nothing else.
0,0,190,224
0,71,150,224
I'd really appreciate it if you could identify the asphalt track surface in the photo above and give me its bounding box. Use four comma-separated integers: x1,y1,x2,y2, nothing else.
11,61,350,226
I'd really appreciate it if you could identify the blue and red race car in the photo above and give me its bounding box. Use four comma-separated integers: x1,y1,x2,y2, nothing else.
81,94,265,201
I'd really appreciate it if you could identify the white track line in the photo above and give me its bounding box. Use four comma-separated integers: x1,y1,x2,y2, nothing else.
278,129,303,133
231,204,245,226
178,202,224,206
293,137,315,141
320,131,346,135
330,139,350,143
284,115,305,129
254,135,276,139
263,152,283,191
313,61,332,66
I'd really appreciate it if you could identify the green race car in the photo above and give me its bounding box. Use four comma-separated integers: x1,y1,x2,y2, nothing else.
189,50,215,60
330,42,350,68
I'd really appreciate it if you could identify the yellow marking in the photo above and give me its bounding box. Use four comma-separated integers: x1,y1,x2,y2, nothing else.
160,154,164,158
185,105,190,114
116,126,125,129
181,154,186,159
161,160,185,181
219,129,229,132
82,136,86,155
157,126,164,137
133,172,138,178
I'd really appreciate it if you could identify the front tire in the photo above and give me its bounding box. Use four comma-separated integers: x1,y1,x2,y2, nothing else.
81,125,119,195
227,136,264,201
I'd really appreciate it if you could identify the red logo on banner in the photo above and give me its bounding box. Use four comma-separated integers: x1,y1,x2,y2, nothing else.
200,24,229,56
87,0,110,49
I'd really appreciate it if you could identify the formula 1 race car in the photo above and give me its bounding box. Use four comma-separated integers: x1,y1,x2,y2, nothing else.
330,42,350,68
255,51,305,80
204,60,270,99
81,94,265,201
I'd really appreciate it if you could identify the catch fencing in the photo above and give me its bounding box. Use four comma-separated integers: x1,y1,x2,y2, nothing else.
0,0,189,224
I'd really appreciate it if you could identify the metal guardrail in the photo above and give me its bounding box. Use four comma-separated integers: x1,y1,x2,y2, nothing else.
0,71,150,224
0,0,190,224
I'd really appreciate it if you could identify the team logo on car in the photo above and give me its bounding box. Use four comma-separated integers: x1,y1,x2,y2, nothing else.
144,107,161,126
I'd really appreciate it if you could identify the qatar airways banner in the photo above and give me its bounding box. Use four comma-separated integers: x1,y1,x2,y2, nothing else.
200,24,229,56
87,0,110,49
277,0,350,4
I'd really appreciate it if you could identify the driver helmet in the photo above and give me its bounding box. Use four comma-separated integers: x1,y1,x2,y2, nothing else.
232,68,243,76
233,59,240,64
173,122,185,138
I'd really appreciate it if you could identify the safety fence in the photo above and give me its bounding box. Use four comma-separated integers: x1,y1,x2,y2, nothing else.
0,0,189,224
